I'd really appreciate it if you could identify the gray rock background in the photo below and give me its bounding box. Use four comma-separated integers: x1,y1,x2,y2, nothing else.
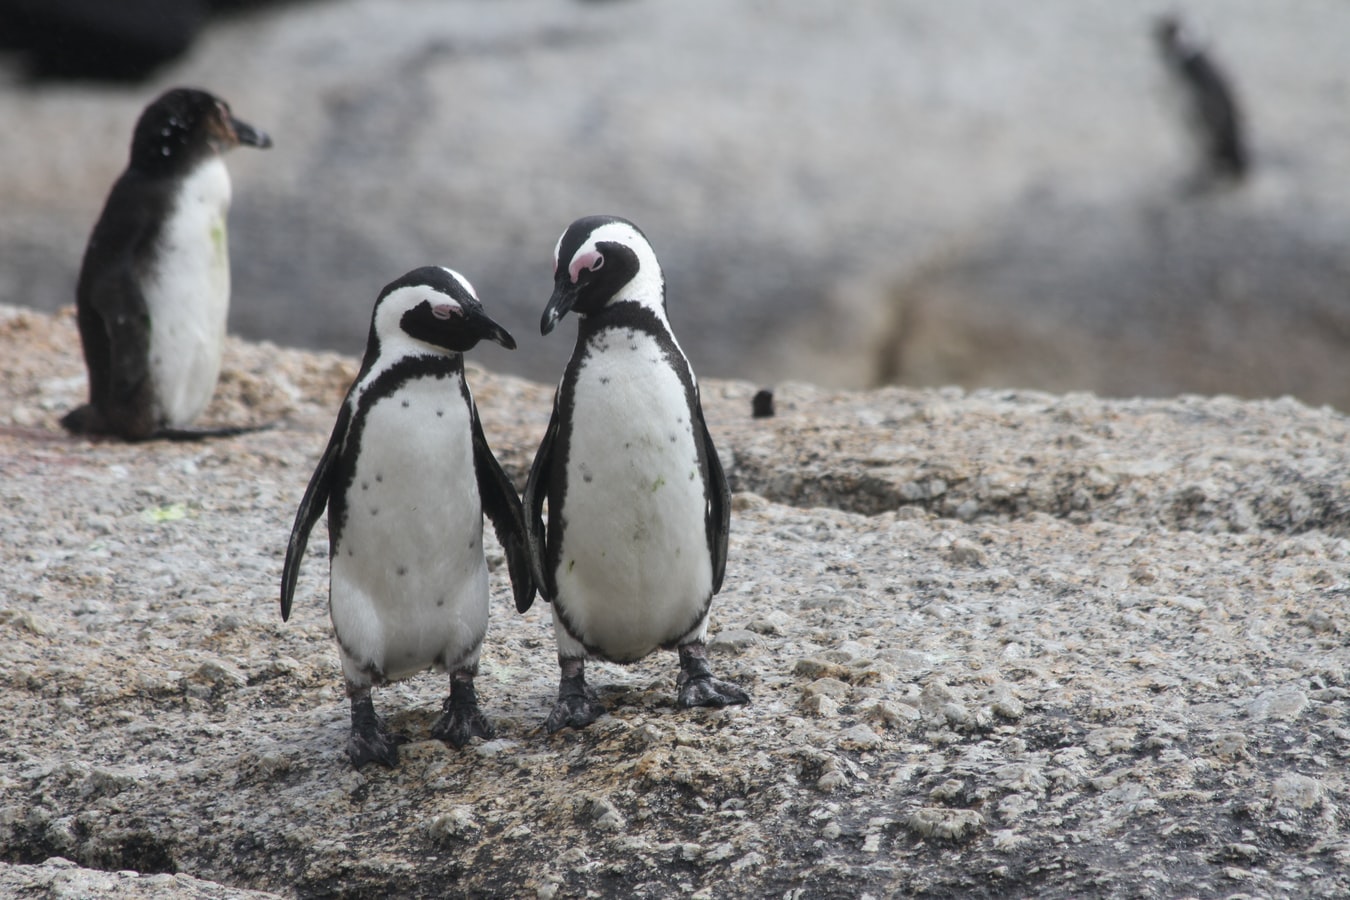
3,0,1350,403
2,306,1349,897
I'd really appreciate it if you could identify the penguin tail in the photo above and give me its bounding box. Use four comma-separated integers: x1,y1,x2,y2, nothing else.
154,421,279,442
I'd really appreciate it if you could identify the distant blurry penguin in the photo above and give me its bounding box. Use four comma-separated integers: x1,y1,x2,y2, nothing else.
524,215,749,733
1154,15,1248,186
280,266,534,768
61,87,272,441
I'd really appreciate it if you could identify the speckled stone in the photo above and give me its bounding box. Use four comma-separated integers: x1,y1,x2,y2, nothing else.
1,307,1348,899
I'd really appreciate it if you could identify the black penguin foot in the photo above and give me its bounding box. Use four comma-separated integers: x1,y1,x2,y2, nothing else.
59,404,99,434
60,403,155,441
676,644,750,710
678,674,751,709
430,677,494,749
348,694,406,769
544,665,606,733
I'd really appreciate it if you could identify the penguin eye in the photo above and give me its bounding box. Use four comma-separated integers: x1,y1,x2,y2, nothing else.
430,301,458,320
568,250,606,284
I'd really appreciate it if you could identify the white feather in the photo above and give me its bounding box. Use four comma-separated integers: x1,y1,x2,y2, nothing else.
553,327,711,662
145,157,233,426
329,373,488,686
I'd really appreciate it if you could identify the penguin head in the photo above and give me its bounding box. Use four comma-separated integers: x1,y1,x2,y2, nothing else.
369,266,517,359
129,87,272,174
541,215,666,335
1154,14,1197,60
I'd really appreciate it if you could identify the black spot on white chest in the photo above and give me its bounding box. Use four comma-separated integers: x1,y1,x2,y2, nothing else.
346,381,476,518
565,337,701,500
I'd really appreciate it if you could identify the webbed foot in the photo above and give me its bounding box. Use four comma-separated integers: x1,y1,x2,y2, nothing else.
544,662,606,733
676,643,750,709
431,676,494,748
348,693,406,768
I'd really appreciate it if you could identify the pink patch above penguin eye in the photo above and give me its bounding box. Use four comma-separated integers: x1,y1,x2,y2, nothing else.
568,250,604,284
431,303,458,320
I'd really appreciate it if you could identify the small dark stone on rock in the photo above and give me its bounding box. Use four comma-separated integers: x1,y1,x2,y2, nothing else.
752,388,775,419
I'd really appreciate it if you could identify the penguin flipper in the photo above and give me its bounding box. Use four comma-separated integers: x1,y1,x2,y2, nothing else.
280,404,348,621
523,399,561,602
469,400,536,613
696,399,732,594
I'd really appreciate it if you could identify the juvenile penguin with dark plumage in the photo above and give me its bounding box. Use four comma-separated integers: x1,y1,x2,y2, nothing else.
281,266,534,769
524,215,750,733
62,87,271,441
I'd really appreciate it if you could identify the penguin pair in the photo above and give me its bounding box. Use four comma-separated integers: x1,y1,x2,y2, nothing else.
63,87,272,441
283,216,748,768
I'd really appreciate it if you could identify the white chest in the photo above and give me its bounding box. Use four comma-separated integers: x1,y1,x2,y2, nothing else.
329,376,489,681
145,158,233,426
554,329,712,658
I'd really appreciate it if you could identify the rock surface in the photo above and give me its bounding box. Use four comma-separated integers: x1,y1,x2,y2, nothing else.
3,0,1349,403
2,304,1349,898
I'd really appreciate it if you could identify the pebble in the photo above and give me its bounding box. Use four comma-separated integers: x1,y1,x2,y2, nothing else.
988,684,1026,720
708,629,762,655
731,851,765,872
583,796,626,833
864,700,921,728
905,808,985,841
1271,774,1324,810
1247,689,1310,722
1209,732,1250,760
838,725,884,751
802,677,851,700
803,694,838,718
427,807,479,843
946,538,987,567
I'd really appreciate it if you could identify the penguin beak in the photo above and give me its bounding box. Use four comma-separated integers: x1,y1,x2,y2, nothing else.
541,282,579,336
471,307,517,351
231,117,273,150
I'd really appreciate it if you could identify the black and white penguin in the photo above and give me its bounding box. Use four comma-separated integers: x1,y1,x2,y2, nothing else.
61,87,272,441
280,266,534,768
1154,15,1247,186
523,215,749,733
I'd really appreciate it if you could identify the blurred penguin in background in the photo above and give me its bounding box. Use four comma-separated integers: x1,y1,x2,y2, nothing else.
61,88,272,441
1154,14,1249,190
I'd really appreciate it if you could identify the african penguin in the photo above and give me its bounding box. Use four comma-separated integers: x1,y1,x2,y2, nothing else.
281,266,534,769
61,87,272,441
523,215,749,733
1154,15,1247,187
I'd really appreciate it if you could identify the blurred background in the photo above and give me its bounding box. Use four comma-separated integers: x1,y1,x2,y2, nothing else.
2,0,1348,407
